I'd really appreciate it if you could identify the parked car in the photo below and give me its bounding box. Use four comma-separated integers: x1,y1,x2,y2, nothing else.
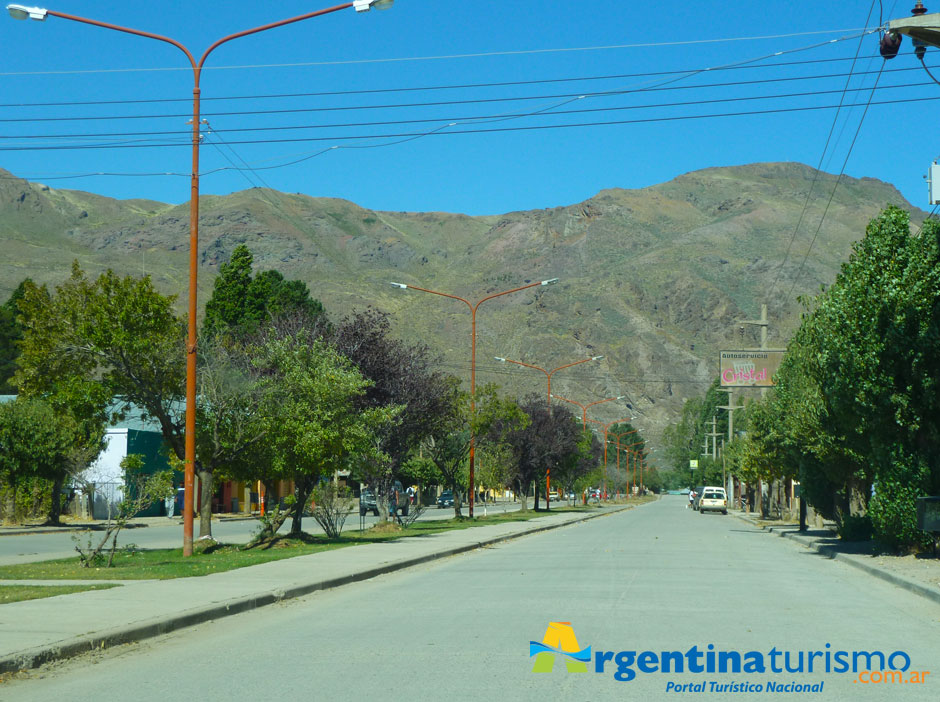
699,486,728,515
360,482,410,517
437,490,454,508
548,490,559,502
359,489,379,517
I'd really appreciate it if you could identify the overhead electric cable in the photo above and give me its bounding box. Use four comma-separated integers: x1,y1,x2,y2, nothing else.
784,62,885,301
766,0,876,300
0,93,927,153
0,27,874,78
5,79,929,143
0,54,901,110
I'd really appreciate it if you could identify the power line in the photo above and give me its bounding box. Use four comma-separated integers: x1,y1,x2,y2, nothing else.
4,69,934,141
7,78,933,143
0,93,931,153
0,26,875,78
784,62,886,300
5,59,917,126
766,0,877,301
0,54,905,110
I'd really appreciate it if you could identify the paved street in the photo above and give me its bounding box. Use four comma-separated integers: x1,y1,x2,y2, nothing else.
4,496,937,701
0,500,526,565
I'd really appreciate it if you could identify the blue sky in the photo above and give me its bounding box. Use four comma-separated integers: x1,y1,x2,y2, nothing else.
0,1,935,215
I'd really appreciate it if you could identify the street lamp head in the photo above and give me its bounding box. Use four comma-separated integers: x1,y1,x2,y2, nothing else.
389,282,408,290
590,355,604,361
6,4,47,20
354,0,394,11
494,357,507,362
540,277,560,286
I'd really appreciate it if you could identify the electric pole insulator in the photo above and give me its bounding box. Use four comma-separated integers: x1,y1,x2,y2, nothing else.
880,31,902,58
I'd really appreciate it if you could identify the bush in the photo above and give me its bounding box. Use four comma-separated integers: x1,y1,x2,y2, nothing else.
868,480,932,551
837,514,873,542
310,483,354,539
0,478,52,523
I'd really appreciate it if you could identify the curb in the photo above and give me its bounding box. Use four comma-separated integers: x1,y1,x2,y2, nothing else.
733,512,940,608
1,502,641,674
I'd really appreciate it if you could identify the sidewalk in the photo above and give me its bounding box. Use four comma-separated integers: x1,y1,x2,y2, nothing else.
733,510,940,607
0,504,629,675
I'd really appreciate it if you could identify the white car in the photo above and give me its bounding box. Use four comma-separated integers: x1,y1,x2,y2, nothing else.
699,487,728,515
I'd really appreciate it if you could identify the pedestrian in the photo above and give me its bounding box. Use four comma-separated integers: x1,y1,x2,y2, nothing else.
389,483,402,525
688,489,695,509
406,485,415,505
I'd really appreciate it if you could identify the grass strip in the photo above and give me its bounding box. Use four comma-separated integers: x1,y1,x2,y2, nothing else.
0,584,121,604
0,503,619,582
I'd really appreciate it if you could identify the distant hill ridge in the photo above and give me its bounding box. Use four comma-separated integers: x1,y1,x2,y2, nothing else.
0,162,923,441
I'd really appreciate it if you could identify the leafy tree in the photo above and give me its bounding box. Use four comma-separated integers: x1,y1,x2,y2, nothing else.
245,330,398,539
202,245,253,340
331,308,452,492
744,208,940,547
424,382,527,517
0,397,72,523
246,269,323,324
203,245,324,341
14,264,187,523
0,279,31,394
194,337,270,537
501,398,581,511
552,426,601,502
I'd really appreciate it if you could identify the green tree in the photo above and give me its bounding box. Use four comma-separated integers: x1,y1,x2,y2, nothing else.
244,330,398,539
14,264,187,524
423,382,527,517
0,279,31,394
747,207,940,547
203,245,253,340
203,245,325,341
0,397,72,523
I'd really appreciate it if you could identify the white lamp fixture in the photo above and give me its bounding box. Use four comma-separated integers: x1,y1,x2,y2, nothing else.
389,282,408,289
6,4,47,20
354,0,394,12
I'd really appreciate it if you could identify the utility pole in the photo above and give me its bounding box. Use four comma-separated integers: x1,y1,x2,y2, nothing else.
707,416,720,461
718,387,740,498
737,303,770,512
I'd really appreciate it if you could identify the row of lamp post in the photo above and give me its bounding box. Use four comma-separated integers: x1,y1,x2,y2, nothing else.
7,0,397,556
493,355,606,510
8,1,650,542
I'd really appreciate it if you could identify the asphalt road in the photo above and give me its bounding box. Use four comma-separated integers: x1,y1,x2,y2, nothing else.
0,500,527,565
6,496,939,701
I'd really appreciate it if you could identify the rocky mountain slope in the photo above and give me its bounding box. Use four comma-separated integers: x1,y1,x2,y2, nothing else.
0,163,923,444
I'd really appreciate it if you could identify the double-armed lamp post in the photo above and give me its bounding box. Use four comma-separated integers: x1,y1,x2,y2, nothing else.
390,279,559,517
493,355,604,509
551,393,624,430
8,0,396,556
586,416,636,499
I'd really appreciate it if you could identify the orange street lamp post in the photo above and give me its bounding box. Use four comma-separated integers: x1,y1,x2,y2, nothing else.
390,278,559,517
587,416,636,500
551,394,624,430
494,355,604,510
610,430,639,496
7,0,397,556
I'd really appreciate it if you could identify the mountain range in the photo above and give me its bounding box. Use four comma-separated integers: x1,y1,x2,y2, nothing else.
0,162,925,447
